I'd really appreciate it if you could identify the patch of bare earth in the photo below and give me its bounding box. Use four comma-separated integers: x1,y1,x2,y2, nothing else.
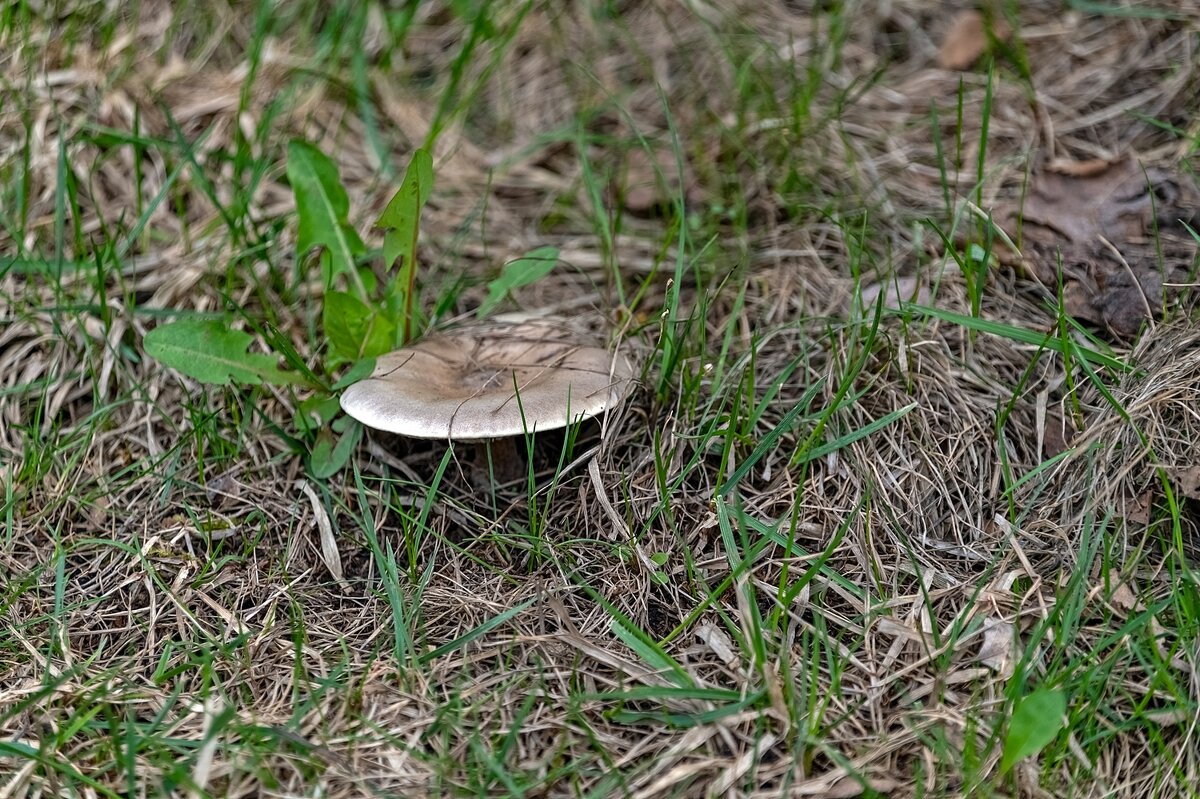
2,2,1198,797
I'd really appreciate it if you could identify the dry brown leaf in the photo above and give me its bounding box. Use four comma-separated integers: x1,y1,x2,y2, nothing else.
1094,264,1161,340
695,622,737,665
1017,156,1192,248
618,146,705,214
858,274,932,312
789,773,900,798
1169,465,1200,500
1000,155,1199,338
1144,708,1191,727
1043,156,1117,178
298,480,347,591
1042,410,1074,459
976,617,1015,678
1061,280,1100,325
1123,489,1154,526
1108,572,1138,614
937,11,1010,71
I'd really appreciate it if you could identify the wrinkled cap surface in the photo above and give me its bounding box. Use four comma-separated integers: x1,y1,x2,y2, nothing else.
339,319,635,439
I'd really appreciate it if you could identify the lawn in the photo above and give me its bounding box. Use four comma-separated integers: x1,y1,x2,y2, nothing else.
2,1,1199,797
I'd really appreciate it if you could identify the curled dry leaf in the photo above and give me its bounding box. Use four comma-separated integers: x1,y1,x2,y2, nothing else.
976,616,1015,678
696,622,737,665
298,480,347,590
937,10,1011,71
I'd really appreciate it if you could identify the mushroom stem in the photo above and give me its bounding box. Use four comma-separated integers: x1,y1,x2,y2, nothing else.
477,437,524,485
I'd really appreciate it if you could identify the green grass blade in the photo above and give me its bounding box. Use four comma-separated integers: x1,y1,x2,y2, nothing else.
418,598,535,667
899,303,1127,371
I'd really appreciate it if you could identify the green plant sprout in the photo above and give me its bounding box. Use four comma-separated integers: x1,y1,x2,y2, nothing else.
144,140,560,478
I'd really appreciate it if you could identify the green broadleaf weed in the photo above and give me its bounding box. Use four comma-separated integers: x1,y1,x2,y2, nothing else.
1000,687,1066,774
287,140,367,295
143,319,307,387
476,246,560,318
377,148,434,343
323,290,396,363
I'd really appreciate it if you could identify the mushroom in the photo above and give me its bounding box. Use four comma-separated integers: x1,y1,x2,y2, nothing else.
339,317,635,482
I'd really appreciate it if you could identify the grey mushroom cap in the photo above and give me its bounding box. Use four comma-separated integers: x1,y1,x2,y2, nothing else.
339,319,635,439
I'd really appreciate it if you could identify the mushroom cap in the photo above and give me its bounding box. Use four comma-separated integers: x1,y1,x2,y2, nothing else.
339,319,635,439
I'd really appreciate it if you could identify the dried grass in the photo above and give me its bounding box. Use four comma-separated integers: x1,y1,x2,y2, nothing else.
2,1,1199,797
